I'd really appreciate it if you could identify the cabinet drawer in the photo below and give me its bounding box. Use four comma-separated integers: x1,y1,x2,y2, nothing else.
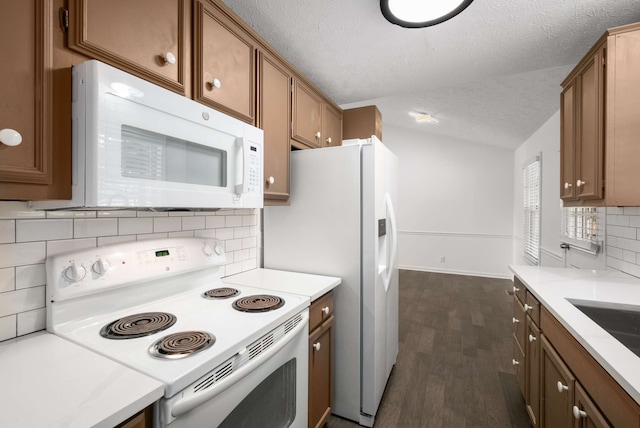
513,277,527,304
513,337,525,398
310,291,333,332
525,291,540,326
513,297,526,349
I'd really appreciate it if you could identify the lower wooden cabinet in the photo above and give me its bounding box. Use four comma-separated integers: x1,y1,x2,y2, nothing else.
116,405,152,428
574,382,611,428
308,291,334,428
541,335,575,427
526,319,541,426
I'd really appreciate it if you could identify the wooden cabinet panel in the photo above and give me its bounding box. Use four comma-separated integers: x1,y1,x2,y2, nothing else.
575,48,604,201
513,337,526,398
322,103,342,147
194,0,255,124
525,319,541,426
343,105,382,141
68,0,188,95
560,82,577,201
309,316,333,428
258,50,291,201
574,382,611,428
116,406,152,428
541,335,575,428
310,291,334,332
292,79,322,148
513,297,526,351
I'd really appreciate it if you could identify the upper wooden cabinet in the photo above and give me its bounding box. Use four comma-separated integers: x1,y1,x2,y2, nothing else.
0,0,70,201
194,0,256,124
322,103,343,148
258,50,292,201
343,106,383,141
292,79,323,148
67,0,189,96
561,22,640,206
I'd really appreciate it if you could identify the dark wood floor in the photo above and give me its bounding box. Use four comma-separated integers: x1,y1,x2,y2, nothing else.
326,270,532,428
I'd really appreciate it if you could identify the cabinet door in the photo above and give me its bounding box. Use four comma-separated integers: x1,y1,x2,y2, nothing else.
322,103,342,147
68,0,188,95
560,82,577,201
292,79,322,148
258,50,291,201
541,335,575,427
0,1,55,199
525,319,541,426
513,338,526,398
194,0,256,124
309,316,333,428
573,382,611,428
575,47,605,201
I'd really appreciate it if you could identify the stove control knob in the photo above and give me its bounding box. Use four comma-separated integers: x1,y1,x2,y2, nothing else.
92,259,110,275
63,263,86,283
214,244,223,255
203,244,213,256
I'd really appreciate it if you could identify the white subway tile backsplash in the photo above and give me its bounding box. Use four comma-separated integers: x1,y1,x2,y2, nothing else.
623,207,639,215
17,219,73,242
0,220,15,243
607,225,636,240
607,207,624,215
0,202,259,342
607,256,630,273
17,308,46,336
623,250,637,263
631,217,640,228
607,246,623,260
0,286,45,318
0,316,16,341
119,218,153,235
154,217,182,233
47,238,97,257
0,242,46,269
0,268,15,293
74,218,118,238
15,264,46,290
607,209,640,279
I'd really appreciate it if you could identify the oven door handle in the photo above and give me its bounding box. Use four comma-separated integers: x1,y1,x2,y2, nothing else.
170,312,309,418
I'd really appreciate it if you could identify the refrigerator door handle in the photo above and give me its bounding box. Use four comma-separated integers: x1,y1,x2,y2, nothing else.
383,193,397,292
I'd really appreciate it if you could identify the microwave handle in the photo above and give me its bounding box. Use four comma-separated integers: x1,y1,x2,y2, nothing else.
234,137,251,195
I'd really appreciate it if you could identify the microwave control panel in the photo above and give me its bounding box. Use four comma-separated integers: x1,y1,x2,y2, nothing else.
248,144,260,194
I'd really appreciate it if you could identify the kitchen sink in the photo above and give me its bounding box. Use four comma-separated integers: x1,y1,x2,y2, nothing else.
572,303,640,358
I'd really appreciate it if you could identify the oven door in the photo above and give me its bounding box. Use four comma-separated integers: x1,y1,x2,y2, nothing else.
160,310,308,428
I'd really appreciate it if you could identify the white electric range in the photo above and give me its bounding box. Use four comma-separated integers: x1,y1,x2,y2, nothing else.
46,238,310,427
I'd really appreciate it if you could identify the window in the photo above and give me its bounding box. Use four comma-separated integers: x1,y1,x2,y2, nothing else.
562,207,600,253
523,156,541,265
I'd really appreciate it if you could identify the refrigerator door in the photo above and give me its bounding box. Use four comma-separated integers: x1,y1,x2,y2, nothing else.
360,137,399,425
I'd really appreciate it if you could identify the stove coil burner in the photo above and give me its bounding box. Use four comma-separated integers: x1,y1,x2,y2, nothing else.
100,312,177,340
232,295,285,313
149,331,215,359
202,287,240,299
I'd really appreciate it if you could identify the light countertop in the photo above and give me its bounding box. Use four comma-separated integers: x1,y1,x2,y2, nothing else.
509,265,640,405
222,268,341,301
0,332,164,428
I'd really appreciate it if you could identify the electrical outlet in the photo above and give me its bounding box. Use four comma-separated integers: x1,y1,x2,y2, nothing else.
440,256,445,263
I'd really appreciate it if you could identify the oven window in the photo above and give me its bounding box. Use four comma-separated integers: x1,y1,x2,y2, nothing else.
121,125,227,187
219,358,297,428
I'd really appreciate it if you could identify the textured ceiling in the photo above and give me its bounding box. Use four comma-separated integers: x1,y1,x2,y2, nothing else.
220,0,640,150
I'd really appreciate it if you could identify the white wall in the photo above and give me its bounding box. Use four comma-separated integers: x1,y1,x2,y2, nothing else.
383,124,514,278
512,110,606,270
0,202,260,342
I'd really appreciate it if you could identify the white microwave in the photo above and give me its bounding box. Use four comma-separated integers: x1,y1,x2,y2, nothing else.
31,60,263,210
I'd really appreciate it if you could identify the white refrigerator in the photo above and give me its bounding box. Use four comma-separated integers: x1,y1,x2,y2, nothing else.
263,136,399,427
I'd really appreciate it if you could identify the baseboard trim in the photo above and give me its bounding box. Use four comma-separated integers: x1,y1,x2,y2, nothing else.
399,265,512,280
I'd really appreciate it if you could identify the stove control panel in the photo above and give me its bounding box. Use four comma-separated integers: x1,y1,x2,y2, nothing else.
47,238,226,302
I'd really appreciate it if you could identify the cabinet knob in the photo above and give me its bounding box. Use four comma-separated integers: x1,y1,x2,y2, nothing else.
573,405,587,419
576,179,586,187
267,176,275,185
211,78,222,89
0,128,22,146
528,334,536,343
313,342,321,352
557,381,569,393
163,52,176,65
326,137,332,144
512,359,519,366
564,182,572,189
512,286,519,293
524,304,533,312
322,306,330,315
315,131,321,138
512,317,519,324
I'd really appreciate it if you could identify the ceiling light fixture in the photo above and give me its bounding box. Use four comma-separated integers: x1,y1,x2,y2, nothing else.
409,111,439,123
380,0,474,28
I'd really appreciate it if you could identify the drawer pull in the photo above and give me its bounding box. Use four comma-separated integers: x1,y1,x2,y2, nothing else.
162,52,176,65
0,128,22,146
513,286,520,293
573,405,587,419
557,381,569,393
313,342,321,352
528,334,536,343
322,306,330,315
512,359,519,366
512,317,519,324
211,78,222,89
524,304,533,311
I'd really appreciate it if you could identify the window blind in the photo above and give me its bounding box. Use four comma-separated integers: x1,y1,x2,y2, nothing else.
523,157,541,265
